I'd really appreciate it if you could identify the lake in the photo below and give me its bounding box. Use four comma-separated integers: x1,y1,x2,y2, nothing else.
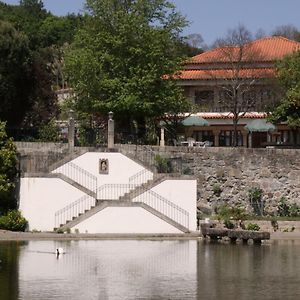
0,239,300,300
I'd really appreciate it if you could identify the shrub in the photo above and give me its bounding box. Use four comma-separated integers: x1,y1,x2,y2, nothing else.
217,204,247,221
277,197,290,217
212,184,222,197
277,197,300,217
224,219,235,229
38,120,60,142
154,154,173,173
248,187,264,216
0,210,28,232
246,223,260,231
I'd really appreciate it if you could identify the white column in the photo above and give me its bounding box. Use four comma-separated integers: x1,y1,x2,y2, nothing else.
160,127,165,147
108,111,114,149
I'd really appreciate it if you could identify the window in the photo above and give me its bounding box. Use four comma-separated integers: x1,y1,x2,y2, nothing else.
219,130,243,147
192,130,214,145
194,90,214,105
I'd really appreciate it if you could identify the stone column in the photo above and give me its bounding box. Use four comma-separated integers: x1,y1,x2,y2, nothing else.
242,131,248,148
160,126,165,147
213,130,220,147
107,111,114,149
68,109,75,152
248,132,253,148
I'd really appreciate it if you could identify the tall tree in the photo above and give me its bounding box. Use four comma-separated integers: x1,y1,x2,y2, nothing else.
209,25,272,146
0,122,17,214
272,25,300,42
0,20,33,126
65,0,190,136
270,50,300,127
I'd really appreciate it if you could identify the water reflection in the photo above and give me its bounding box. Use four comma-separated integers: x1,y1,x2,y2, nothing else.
0,240,300,299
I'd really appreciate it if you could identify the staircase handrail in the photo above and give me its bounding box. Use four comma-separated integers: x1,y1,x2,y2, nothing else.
54,194,95,228
133,189,189,229
52,161,97,193
129,168,153,186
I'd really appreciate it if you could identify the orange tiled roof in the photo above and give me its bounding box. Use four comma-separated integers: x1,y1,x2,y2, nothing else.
177,68,275,80
189,36,300,64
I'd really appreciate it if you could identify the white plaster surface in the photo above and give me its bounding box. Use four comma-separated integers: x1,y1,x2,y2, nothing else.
19,178,87,231
53,152,153,185
71,207,182,234
143,180,197,231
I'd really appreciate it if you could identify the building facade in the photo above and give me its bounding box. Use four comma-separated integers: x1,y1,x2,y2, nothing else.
176,36,300,147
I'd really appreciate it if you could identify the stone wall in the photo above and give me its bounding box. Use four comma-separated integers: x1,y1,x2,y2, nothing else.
17,142,300,215
117,144,300,215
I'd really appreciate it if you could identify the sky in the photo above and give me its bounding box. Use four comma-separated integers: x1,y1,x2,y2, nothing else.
2,0,300,45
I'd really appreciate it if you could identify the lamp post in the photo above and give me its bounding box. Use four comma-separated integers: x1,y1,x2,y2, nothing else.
68,109,75,152
107,111,114,149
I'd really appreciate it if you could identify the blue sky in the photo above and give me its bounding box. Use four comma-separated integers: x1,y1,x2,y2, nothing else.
2,0,300,45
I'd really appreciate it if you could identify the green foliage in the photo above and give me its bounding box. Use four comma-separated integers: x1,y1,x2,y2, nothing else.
246,223,260,231
248,187,264,216
270,51,300,127
224,219,235,229
65,0,190,132
0,210,28,232
278,197,300,217
0,1,82,127
217,204,247,221
271,218,279,231
212,183,222,197
37,120,60,142
0,122,18,214
0,20,33,126
154,154,173,173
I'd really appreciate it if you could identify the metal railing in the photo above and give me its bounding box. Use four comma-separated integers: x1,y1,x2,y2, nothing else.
52,161,98,193
133,190,189,229
54,194,96,228
129,169,153,186
97,184,137,200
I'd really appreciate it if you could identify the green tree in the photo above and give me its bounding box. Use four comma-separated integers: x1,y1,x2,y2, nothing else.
270,50,300,127
0,122,18,215
0,20,33,126
65,0,190,135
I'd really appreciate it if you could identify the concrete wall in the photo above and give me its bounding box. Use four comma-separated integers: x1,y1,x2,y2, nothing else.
53,152,153,185
71,207,182,234
138,179,197,231
19,151,196,233
19,178,87,231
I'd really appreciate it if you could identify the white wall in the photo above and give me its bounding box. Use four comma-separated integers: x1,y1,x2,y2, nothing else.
53,152,153,185
19,178,87,231
133,180,197,231
71,207,182,234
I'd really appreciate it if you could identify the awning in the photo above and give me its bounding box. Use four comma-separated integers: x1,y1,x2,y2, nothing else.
245,119,275,132
181,115,209,126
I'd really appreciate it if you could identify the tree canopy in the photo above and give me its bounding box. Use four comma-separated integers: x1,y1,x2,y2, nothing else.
270,50,300,127
0,122,17,215
65,0,191,135
0,0,84,128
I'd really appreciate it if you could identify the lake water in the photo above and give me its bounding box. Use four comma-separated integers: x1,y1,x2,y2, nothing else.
0,240,300,300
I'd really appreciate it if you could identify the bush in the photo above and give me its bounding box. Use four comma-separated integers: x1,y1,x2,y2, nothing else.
224,219,235,229
248,187,264,216
217,204,247,221
154,154,173,173
246,223,260,231
212,184,222,197
278,197,300,217
0,210,28,232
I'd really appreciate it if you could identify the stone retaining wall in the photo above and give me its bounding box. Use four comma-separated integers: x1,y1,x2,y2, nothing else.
117,145,300,214
17,143,300,215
